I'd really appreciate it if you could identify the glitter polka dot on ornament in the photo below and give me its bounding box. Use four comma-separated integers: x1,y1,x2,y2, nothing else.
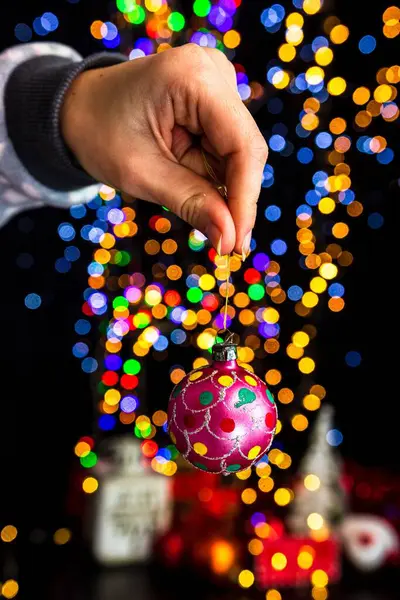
167,335,277,474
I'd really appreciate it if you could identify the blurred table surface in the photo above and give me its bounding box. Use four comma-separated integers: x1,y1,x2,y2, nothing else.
17,555,398,600
50,568,399,600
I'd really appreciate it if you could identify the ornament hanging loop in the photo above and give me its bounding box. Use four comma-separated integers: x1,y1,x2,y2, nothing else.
217,329,236,346
213,329,238,362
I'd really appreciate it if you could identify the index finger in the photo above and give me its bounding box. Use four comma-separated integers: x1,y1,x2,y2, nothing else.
197,78,268,256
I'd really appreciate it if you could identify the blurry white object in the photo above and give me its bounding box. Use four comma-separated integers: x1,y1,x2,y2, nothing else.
341,514,399,571
288,405,346,535
91,437,172,566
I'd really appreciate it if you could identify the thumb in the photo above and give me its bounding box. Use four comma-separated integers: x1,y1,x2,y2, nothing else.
142,158,236,255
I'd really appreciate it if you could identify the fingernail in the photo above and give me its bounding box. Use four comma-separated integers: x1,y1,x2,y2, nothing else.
242,231,252,261
206,224,223,255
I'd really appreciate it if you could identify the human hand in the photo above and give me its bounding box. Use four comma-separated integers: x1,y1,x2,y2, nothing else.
61,45,268,256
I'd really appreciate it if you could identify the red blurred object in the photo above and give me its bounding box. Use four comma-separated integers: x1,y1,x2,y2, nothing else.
141,440,158,458
244,268,261,284
102,371,119,386
82,301,94,316
164,290,181,307
208,248,217,262
155,470,241,575
254,537,341,588
172,471,218,502
120,374,139,390
161,532,185,565
342,461,400,565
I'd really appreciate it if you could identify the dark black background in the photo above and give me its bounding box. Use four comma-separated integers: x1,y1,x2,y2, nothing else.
0,0,397,536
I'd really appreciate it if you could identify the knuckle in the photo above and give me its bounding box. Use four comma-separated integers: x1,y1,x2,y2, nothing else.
181,43,208,65
179,192,206,227
250,132,269,165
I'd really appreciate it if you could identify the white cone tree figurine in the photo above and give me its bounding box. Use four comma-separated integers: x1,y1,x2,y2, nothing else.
288,404,346,536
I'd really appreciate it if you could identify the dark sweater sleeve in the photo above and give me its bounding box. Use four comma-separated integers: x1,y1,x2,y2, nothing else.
5,51,126,192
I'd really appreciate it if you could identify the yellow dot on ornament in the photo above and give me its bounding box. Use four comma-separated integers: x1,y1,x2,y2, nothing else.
194,442,208,456
248,445,262,459
245,375,257,387
170,431,177,444
189,370,203,382
218,375,234,387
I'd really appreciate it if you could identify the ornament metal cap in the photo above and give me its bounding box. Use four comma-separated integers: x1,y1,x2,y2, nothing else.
212,330,238,362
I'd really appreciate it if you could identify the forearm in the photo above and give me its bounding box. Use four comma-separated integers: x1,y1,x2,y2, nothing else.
0,42,125,227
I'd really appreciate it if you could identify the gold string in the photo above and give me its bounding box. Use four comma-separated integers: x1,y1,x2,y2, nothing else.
201,148,231,331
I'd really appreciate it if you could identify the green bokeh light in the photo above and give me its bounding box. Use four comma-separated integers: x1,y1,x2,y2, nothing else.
80,451,98,469
187,287,203,303
114,251,131,266
127,5,145,24
113,296,129,309
136,312,151,328
123,358,141,375
116,0,136,13
168,11,185,31
193,0,211,18
248,283,265,301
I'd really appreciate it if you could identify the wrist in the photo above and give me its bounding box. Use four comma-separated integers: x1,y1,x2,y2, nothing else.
60,69,98,174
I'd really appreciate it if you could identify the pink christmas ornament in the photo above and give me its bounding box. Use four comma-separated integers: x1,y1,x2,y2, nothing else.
168,337,278,474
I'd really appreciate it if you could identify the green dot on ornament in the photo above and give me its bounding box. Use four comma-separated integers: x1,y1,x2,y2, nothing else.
194,462,208,471
172,383,183,398
199,391,213,406
267,389,275,404
235,388,256,408
226,464,241,472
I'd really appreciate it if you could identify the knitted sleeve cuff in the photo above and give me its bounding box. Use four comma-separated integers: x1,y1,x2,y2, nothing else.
5,51,126,192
